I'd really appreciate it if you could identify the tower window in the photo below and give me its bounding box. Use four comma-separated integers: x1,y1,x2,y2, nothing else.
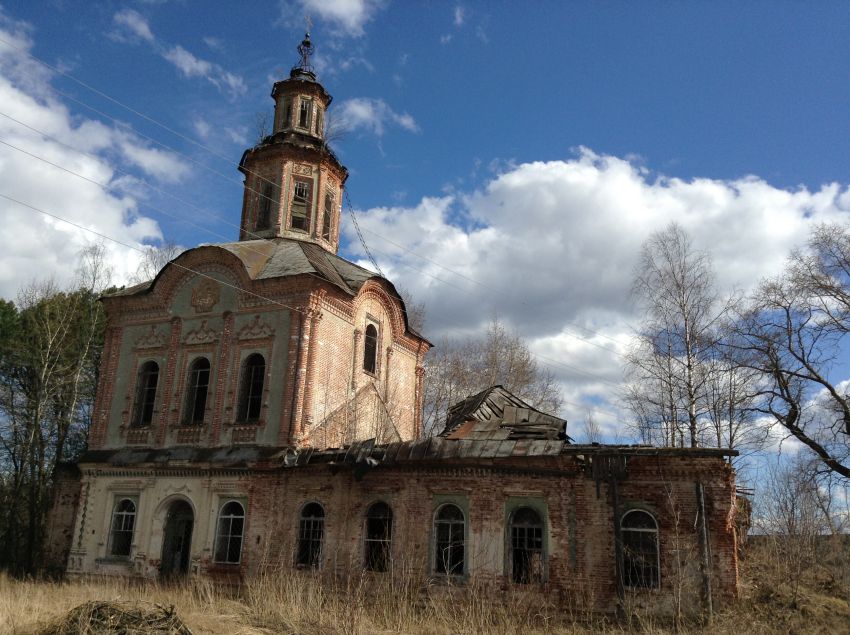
297,502,325,568
237,353,265,422
322,191,334,241
298,98,313,129
363,324,378,374
290,178,312,232
132,361,159,427
364,502,392,572
315,107,323,136
108,498,136,558
509,506,544,584
257,183,275,230
282,98,292,130
214,501,245,564
183,357,210,425
621,510,660,589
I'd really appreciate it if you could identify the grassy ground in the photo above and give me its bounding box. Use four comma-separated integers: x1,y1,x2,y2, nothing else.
2,540,849,634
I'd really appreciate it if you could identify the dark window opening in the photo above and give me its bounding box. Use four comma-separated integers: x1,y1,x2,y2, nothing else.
282,98,292,129
322,191,334,241
290,178,312,232
132,361,159,427
109,498,136,557
237,354,265,422
214,501,245,564
510,507,544,584
298,98,312,129
315,107,323,136
297,503,325,568
257,183,275,230
434,504,465,576
363,324,378,374
184,357,210,425
621,510,659,589
365,502,392,572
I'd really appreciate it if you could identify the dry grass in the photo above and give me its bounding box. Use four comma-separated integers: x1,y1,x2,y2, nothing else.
2,540,849,635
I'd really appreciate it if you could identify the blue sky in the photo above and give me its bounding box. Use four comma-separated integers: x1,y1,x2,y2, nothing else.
2,1,850,463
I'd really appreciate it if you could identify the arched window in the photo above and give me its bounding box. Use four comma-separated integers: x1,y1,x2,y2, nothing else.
290,177,312,232
298,97,313,129
621,510,659,589
237,354,265,422
256,183,274,230
214,501,245,564
108,498,136,557
434,504,465,576
364,502,392,572
132,361,159,427
363,324,378,374
321,191,334,241
297,503,325,568
183,357,210,425
509,506,544,584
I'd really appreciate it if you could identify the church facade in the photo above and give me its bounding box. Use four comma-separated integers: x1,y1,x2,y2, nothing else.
46,37,740,615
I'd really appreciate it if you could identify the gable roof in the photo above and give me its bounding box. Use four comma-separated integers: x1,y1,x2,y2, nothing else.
440,385,570,442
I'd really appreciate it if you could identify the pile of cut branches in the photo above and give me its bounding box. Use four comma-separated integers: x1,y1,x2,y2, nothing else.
38,600,193,635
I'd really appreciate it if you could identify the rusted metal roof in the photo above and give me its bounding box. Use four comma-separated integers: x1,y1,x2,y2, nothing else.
440,385,570,442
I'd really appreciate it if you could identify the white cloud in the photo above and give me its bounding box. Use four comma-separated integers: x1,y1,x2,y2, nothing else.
287,0,385,38
162,45,247,96
345,148,850,423
335,98,420,137
0,13,183,299
454,6,466,27
112,9,154,42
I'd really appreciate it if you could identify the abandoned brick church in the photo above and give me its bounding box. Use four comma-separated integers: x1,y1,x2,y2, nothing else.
46,35,740,614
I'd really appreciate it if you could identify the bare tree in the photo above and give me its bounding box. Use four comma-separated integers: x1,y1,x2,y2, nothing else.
254,110,271,143
130,241,183,285
626,223,741,448
422,318,562,436
582,409,601,443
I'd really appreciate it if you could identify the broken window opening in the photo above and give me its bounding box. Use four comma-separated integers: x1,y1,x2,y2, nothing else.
282,98,292,130
290,178,312,232
322,190,334,241
434,504,465,577
297,502,325,568
315,106,323,136
237,353,265,422
298,98,312,129
365,502,392,572
132,361,159,427
257,183,275,230
108,498,136,557
621,509,660,589
363,324,378,375
183,357,210,425
510,506,544,584
214,501,245,564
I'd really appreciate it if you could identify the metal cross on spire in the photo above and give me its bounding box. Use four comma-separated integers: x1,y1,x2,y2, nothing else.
296,18,314,73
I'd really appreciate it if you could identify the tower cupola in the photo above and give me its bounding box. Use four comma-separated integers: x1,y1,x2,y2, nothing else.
237,33,348,253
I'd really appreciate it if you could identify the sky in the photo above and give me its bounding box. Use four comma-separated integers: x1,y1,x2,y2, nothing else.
1,1,850,460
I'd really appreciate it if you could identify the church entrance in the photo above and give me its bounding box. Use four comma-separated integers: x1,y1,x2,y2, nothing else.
160,500,194,578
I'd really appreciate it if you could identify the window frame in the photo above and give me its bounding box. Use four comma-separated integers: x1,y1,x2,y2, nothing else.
363,322,379,375
298,97,313,130
296,502,325,569
321,189,334,242
107,496,137,559
290,176,312,232
620,509,660,590
213,500,246,565
183,356,211,426
364,501,393,572
505,500,548,584
131,360,159,427
236,353,265,423
256,181,276,230
432,503,467,579
281,97,292,131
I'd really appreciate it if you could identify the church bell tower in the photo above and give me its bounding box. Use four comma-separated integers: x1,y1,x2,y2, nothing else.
238,33,348,253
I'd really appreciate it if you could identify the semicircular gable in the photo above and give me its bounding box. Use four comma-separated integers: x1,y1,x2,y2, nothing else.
149,245,253,305
354,279,407,339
